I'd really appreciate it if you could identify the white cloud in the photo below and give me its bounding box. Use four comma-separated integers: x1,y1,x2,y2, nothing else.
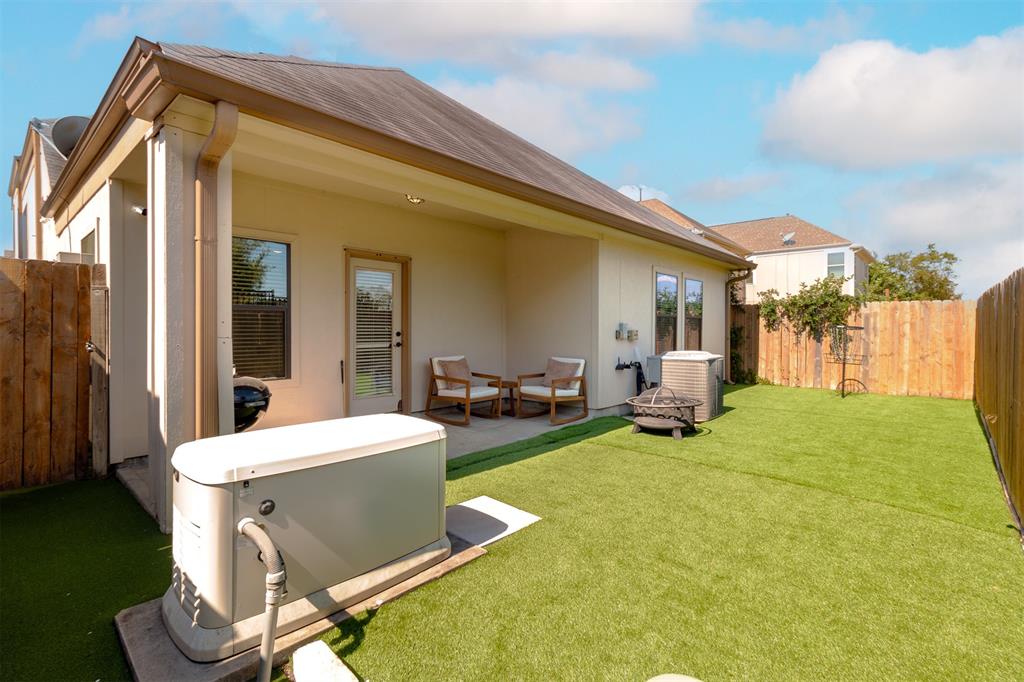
763,28,1024,169
308,1,700,62
683,172,784,202
706,7,865,53
438,76,640,159
844,161,1024,297
617,185,670,203
525,50,654,91
72,2,227,57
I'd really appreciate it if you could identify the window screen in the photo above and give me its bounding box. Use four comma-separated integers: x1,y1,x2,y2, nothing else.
684,279,703,350
232,237,290,380
827,252,845,279
655,273,678,355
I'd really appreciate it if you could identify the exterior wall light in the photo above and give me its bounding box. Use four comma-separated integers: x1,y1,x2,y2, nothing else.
405,194,425,205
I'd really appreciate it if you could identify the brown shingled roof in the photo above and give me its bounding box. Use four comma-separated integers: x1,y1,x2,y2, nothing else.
155,43,746,266
708,215,850,253
640,198,750,257
30,118,70,190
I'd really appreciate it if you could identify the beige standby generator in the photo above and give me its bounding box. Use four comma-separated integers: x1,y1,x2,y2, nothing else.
162,414,451,662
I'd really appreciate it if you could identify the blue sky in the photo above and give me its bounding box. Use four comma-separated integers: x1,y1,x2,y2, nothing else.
2,1,1022,296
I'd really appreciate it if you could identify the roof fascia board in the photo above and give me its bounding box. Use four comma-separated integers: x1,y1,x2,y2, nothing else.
8,127,37,197
52,116,151,234
749,242,851,257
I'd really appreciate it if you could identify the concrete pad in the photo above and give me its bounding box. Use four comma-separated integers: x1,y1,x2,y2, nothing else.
446,496,540,547
115,534,483,682
292,641,358,681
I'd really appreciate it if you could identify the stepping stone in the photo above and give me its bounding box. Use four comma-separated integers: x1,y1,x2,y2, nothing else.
446,496,540,547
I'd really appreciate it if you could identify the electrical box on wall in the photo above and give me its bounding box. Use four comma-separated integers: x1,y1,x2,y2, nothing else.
616,322,639,342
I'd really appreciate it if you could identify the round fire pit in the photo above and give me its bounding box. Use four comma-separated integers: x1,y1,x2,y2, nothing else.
626,386,703,440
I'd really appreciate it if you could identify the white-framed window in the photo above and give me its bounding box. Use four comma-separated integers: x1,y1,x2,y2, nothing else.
232,236,291,380
684,278,703,350
654,271,679,355
81,230,96,259
827,251,846,279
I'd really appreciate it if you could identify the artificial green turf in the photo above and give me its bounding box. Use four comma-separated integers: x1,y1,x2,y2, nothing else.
3,386,1021,681
0,478,171,681
320,385,1023,680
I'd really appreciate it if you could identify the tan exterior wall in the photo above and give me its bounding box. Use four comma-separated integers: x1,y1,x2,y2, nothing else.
62,180,149,465
504,228,599,388
596,236,730,409
232,172,507,428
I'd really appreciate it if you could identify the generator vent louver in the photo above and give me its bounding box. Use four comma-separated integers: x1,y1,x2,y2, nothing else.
171,562,202,626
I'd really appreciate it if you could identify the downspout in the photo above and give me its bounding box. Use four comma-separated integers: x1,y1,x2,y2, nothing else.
725,269,752,384
195,101,238,439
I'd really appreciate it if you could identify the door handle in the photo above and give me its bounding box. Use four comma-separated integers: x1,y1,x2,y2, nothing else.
394,341,403,348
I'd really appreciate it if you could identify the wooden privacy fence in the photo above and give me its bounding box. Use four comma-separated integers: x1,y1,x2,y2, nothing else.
0,257,106,490
974,268,1023,528
731,299,976,400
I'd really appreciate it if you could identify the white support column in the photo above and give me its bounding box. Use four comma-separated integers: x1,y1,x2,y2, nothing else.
147,124,200,532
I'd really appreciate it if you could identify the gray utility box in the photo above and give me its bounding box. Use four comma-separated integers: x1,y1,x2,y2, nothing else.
649,351,724,422
163,414,451,662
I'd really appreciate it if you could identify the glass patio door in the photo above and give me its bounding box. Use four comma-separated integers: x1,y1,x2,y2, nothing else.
348,258,403,415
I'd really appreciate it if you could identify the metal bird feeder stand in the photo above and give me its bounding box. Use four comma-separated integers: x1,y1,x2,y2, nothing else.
826,324,866,398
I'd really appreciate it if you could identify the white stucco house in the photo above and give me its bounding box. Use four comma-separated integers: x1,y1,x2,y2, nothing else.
8,38,752,531
707,215,874,302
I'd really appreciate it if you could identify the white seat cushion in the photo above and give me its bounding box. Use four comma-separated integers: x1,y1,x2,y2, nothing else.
431,355,466,390
437,386,500,400
520,384,580,399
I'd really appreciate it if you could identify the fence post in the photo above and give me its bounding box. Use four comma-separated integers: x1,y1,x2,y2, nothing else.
89,265,110,478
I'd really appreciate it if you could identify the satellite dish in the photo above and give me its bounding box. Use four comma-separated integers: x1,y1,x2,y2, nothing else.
51,116,90,158
781,231,796,244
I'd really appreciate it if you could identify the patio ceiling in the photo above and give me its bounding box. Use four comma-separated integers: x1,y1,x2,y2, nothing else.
231,109,599,238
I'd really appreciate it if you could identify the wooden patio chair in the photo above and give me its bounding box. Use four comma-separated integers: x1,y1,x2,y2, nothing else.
424,355,502,426
516,357,589,425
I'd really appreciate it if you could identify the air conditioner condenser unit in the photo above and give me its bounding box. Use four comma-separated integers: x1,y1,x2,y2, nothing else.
162,413,451,662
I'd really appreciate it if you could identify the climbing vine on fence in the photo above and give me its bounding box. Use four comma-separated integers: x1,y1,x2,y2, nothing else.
758,276,858,343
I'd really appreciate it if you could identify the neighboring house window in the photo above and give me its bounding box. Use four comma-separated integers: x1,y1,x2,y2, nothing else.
684,279,703,350
232,237,291,380
655,272,678,355
827,252,845,279
80,230,96,259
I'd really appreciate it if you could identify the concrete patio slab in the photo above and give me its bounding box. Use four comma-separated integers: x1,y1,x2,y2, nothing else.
445,496,541,547
115,533,484,682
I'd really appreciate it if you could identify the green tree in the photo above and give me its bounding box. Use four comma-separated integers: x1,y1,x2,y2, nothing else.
861,244,960,301
232,237,271,303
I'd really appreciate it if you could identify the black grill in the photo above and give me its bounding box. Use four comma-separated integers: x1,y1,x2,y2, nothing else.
233,377,272,432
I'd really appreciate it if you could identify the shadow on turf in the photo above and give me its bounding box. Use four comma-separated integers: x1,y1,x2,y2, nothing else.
445,416,629,481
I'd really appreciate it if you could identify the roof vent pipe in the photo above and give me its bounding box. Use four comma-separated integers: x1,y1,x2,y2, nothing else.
195,101,238,439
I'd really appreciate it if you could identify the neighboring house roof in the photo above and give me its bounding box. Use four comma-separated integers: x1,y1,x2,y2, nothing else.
41,39,750,268
30,118,71,190
708,215,852,254
639,198,750,257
